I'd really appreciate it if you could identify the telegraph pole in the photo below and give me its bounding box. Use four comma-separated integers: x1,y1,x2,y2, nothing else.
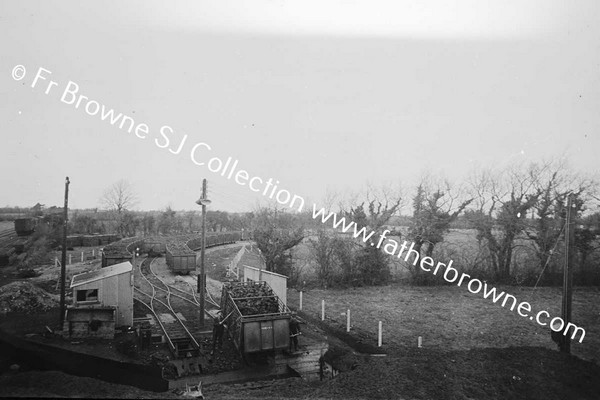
561,193,575,353
196,179,210,328
59,177,70,327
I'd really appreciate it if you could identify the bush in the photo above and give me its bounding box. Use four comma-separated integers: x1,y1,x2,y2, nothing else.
16,268,39,278
354,246,390,286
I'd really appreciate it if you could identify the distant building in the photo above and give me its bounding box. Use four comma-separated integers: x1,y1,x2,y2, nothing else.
63,261,134,339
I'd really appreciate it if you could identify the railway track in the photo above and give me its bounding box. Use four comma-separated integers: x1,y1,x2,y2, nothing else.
134,257,201,358
169,280,220,309
0,229,17,246
139,258,219,310
0,229,14,239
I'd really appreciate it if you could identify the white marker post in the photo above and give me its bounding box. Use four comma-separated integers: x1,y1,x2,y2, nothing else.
68,254,72,265
55,258,58,268
92,249,95,258
321,300,325,321
346,309,351,332
299,291,303,311
418,336,423,348
378,321,383,347
81,252,84,262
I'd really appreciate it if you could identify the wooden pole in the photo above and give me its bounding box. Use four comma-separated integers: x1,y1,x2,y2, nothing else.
197,179,207,328
561,193,575,353
346,309,350,332
59,177,70,327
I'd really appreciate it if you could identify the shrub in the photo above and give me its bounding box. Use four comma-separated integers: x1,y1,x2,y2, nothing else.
16,268,39,278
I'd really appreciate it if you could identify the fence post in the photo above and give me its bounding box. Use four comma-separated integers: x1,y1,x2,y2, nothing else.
321,300,325,321
346,309,351,332
81,252,84,262
92,249,95,258
378,321,382,347
69,254,72,265
418,336,422,348
299,291,303,311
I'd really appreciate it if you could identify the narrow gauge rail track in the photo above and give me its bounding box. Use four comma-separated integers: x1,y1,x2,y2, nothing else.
0,229,17,245
138,258,220,310
169,281,220,309
0,229,14,239
134,257,201,358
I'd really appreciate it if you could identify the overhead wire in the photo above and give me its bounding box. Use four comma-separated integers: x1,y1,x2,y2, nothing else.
530,221,567,295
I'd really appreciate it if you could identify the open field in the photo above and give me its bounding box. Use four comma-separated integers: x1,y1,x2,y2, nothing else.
288,285,600,363
0,222,13,233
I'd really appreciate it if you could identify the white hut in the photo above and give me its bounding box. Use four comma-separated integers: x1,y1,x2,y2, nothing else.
63,261,133,338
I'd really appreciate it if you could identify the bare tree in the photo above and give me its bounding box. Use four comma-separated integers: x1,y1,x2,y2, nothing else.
408,176,473,279
326,185,403,286
99,180,138,235
252,207,305,276
525,160,598,276
100,180,137,213
466,164,540,282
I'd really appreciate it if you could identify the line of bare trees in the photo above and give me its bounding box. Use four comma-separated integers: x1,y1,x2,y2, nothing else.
93,159,600,289
306,160,600,287
94,180,254,237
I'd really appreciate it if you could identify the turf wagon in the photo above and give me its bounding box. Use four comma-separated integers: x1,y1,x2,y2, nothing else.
220,281,291,354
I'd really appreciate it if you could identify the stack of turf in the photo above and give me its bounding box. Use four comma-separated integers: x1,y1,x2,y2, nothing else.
227,282,280,316
0,281,59,314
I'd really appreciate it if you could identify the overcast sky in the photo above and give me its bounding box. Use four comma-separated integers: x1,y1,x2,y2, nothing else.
1,1,599,212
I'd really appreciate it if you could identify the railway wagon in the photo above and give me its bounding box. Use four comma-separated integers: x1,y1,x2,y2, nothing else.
166,231,242,274
14,218,36,236
220,281,291,354
101,237,144,268
186,231,241,251
206,231,241,247
165,243,196,274
66,235,84,248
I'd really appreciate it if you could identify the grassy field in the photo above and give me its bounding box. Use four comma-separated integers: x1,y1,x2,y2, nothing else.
288,285,600,363
0,221,13,233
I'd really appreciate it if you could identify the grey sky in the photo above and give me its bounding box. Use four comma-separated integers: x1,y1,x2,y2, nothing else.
1,1,599,212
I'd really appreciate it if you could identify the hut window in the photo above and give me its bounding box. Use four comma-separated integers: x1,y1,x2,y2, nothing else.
76,289,98,302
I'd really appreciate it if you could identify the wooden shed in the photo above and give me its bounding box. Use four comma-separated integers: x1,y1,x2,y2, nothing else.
63,262,134,338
